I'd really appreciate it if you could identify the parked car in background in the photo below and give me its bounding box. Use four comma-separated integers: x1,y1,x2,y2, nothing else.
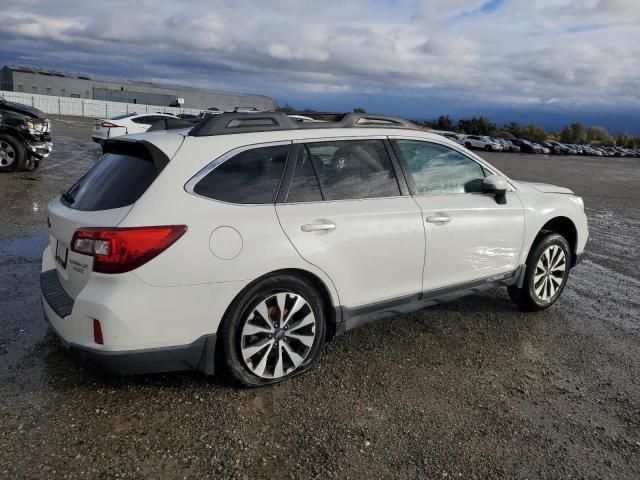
462,135,502,151
0,97,52,172
91,113,188,145
511,139,545,154
531,142,551,154
493,138,520,152
41,112,588,386
546,140,577,155
432,130,465,145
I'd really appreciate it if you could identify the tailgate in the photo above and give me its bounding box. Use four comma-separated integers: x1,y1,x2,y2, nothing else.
48,198,132,299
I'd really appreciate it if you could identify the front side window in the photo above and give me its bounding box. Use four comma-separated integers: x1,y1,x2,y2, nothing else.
193,145,289,204
393,140,485,195
305,139,400,200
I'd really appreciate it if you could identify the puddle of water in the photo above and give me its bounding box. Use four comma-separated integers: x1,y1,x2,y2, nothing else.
0,232,49,258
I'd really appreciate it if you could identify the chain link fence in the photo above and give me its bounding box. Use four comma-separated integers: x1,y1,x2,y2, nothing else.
1,90,207,118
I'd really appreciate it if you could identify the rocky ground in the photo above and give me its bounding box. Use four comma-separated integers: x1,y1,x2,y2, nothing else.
0,116,638,479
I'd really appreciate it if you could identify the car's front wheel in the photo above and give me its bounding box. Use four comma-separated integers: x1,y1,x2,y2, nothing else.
218,274,326,386
508,233,571,311
0,134,26,172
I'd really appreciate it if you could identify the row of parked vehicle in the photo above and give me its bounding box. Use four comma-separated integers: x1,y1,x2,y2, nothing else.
431,130,640,157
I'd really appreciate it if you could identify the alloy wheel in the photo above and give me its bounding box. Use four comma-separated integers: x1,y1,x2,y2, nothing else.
240,292,316,379
0,140,16,168
533,245,567,302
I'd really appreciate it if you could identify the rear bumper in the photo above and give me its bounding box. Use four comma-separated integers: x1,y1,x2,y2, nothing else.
68,332,216,376
40,268,217,376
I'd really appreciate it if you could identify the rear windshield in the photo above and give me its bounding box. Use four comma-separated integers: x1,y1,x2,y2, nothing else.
64,153,159,211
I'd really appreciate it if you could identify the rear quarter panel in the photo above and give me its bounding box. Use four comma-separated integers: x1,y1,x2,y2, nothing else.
118,136,341,305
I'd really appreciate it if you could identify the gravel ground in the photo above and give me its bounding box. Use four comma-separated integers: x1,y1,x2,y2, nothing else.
0,117,638,479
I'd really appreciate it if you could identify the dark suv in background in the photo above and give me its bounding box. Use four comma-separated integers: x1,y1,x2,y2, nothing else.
0,97,52,172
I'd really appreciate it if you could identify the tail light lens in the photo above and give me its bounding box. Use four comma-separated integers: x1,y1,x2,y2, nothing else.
93,319,104,345
71,225,187,274
100,122,119,128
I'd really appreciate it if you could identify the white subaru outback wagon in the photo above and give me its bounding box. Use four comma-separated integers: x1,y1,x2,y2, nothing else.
41,113,588,386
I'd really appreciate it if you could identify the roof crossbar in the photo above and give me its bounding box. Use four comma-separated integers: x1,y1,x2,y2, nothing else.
188,112,420,137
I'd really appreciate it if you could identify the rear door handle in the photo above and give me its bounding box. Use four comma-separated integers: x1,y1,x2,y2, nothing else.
301,223,336,232
425,215,451,224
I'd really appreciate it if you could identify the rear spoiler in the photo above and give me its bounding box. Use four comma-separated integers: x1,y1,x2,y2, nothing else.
102,138,172,173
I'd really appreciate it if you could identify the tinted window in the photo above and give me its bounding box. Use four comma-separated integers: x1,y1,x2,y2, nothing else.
287,146,322,202
306,140,400,200
66,154,159,211
394,140,485,194
193,145,288,204
133,115,163,125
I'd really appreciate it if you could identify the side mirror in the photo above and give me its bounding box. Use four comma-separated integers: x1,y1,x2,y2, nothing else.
482,175,509,204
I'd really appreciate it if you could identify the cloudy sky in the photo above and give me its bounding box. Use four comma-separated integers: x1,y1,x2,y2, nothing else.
1,0,639,132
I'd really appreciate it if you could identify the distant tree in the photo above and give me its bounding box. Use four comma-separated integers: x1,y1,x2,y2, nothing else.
585,126,614,146
353,107,366,113
277,103,296,113
502,122,521,138
519,124,548,143
616,132,639,148
433,115,454,131
495,130,515,138
457,116,496,135
559,123,586,144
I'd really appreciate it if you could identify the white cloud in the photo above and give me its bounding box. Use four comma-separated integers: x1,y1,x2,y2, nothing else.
0,0,638,110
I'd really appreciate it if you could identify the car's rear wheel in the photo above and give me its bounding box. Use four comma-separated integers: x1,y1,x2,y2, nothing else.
0,134,26,172
218,274,326,386
508,233,571,311
485,145,492,151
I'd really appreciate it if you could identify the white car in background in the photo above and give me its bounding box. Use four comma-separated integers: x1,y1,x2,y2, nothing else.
91,113,180,145
462,135,503,151
42,112,588,386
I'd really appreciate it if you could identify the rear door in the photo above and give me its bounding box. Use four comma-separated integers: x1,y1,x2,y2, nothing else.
276,138,425,309
390,138,525,291
48,149,163,298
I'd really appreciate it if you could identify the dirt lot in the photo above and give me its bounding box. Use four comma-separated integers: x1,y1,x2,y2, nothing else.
1,116,638,479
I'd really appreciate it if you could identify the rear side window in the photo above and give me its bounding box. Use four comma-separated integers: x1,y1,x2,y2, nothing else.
65,153,159,211
193,145,288,204
305,140,400,200
287,146,323,203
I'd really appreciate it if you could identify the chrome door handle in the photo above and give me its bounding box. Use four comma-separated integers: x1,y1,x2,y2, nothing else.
425,215,451,224
301,223,336,232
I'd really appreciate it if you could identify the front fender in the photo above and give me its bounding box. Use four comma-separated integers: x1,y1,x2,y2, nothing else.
515,191,588,265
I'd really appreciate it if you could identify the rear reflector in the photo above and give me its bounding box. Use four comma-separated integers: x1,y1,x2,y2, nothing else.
93,319,104,345
71,225,187,274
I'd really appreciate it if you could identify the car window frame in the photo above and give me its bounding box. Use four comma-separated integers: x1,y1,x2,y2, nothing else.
278,136,409,204
184,140,292,206
388,136,512,197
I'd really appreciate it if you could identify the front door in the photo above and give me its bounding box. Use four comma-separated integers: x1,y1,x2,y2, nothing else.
276,139,425,309
390,138,525,292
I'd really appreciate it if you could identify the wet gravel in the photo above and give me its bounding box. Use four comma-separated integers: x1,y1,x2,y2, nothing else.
1,117,639,479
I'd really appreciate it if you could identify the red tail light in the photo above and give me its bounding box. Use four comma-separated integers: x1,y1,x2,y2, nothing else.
100,122,119,128
71,225,187,274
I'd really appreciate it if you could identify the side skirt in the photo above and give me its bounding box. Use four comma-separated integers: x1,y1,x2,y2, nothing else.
334,267,523,336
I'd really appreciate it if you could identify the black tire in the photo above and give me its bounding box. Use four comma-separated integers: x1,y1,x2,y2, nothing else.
218,274,326,387
0,133,26,173
508,233,571,311
485,145,492,151
465,142,472,149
